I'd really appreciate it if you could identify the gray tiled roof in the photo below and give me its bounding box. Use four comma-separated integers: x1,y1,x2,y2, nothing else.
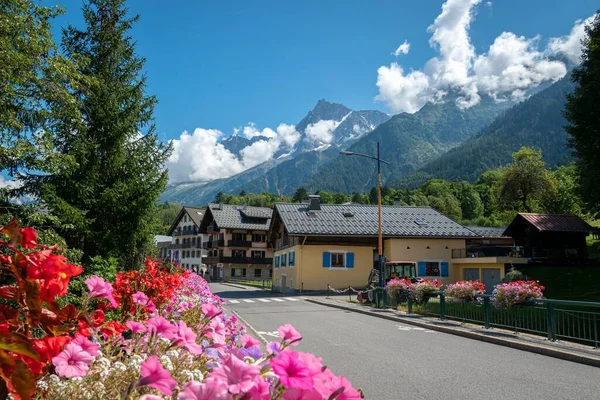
209,204,272,231
466,226,508,238
274,203,477,238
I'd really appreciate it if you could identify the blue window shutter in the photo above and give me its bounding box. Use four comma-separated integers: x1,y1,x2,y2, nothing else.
282,254,286,266
417,262,426,276
323,252,331,268
346,253,354,268
275,256,279,268
290,251,295,265
441,262,449,277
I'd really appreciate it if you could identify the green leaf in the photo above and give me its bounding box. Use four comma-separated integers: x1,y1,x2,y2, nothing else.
0,332,39,361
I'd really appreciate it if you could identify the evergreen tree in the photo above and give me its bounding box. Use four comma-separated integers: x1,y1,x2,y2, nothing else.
1,0,80,196
28,0,171,269
565,12,600,212
292,187,308,202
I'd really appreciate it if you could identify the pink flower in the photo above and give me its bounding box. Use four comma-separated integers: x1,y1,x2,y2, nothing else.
84,275,118,308
246,376,271,399
138,355,177,396
271,351,313,390
267,341,283,355
201,303,221,319
147,299,156,313
72,334,100,357
133,291,149,305
206,319,228,345
146,316,177,339
52,343,94,377
139,396,163,400
126,320,147,335
317,375,361,400
282,388,323,400
209,354,260,394
177,379,233,400
241,334,260,348
297,352,323,375
278,324,302,346
172,321,203,355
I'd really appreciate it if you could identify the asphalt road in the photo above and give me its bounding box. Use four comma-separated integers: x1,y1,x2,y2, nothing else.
211,283,600,400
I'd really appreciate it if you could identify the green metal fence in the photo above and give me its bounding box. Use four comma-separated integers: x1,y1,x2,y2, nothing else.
226,278,272,289
376,289,600,348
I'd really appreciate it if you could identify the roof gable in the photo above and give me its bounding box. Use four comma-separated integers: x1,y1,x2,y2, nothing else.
504,213,593,235
273,203,477,238
166,206,206,235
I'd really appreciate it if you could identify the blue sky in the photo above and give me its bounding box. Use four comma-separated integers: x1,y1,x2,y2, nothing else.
51,0,598,143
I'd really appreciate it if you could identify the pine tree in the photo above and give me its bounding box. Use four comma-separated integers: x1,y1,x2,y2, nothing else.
28,0,171,269
565,12,600,212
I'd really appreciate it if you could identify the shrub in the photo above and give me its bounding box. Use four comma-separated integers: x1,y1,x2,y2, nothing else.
502,267,526,283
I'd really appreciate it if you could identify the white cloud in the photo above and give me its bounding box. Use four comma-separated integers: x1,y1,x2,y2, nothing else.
376,0,572,113
548,16,595,64
392,40,411,56
305,120,340,144
166,123,300,183
0,176,21,190
485,1,492,7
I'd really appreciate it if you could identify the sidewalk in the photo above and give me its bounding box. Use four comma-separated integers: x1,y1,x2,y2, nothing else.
305,296,600,367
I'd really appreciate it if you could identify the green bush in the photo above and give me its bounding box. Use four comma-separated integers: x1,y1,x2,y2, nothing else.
502,267,525,283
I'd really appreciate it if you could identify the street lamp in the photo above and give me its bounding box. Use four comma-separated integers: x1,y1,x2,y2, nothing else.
340,142,390,292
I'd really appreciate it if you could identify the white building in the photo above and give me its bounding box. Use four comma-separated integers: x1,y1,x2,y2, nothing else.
166,206,208,273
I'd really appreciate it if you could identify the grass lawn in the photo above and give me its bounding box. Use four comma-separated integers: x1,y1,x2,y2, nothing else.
520,264,600,302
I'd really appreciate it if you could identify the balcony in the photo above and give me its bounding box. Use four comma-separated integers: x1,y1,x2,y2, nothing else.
203,256,273,265
209,240,224,248
202,242,210,249
228,240,252,247
451,246,528,264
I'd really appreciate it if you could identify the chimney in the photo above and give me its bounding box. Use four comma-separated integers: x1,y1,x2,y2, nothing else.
308,195,321,211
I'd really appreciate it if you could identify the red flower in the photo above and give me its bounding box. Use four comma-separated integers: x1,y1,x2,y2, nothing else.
19,227,37,249
100,321,126,339
25,253,83,301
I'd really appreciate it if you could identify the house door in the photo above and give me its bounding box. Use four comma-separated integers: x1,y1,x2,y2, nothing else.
482,268,501,293
281,275,287,294
463,268,480,281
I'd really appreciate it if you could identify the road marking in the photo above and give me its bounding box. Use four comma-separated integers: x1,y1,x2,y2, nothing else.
232,310,267,344
242,299,255,303
271,298,285,302
228,300,240,304
257,299,271,303
412,327,425,331
283,297,300,301
396,325,437,333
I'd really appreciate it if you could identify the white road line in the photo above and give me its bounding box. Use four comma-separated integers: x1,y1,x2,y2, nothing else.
283,297,300,301
242,299,255,303
228,300,240,304
271,298,285,302
257,299,271,303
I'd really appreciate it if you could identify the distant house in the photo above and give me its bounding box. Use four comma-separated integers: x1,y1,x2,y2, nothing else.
503,213,593,264
199,204,273,281
154,235,172,261
268,195,527,293
166,206,207,272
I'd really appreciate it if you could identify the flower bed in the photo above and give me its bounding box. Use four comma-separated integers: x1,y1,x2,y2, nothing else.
0,221,361,399
385,278,443,304
444,280,486,303
491,280,545,308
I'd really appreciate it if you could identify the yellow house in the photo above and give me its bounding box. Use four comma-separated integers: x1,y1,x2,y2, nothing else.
269,196,527,293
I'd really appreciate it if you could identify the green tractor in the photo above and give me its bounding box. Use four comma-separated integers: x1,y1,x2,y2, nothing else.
360,260,418,303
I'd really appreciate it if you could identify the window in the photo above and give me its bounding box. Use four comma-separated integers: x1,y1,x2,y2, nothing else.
232,250,246,258
269,269,273,278
252,234,266,242
254,269,262,278
275,256,280,268
425,261,440,276
289,251,295,266
251,250,265,259
232,233,246,241
232,268,247,277
197,250,201,258
175,239,179,244
281,254,287,267
331,253,345,268
192,237,196,244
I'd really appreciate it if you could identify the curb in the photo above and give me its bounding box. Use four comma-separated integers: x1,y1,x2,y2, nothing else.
305,298,600,368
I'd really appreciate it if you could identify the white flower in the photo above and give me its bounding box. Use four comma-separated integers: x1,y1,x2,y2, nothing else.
192,369,204,382
37,380,49,391
180,369,195,381
160,355,174,371
96,357,111,369
113,361,127,372
166,349,180,359
128,354,144,368
48,374,61,385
